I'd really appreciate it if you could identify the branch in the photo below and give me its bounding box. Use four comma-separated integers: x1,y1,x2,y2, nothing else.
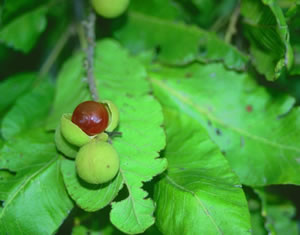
39,26,73,78
225,3,240,44
83,9,99,101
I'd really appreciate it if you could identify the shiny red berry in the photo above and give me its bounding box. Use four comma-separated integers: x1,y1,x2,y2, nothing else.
71,101,109,136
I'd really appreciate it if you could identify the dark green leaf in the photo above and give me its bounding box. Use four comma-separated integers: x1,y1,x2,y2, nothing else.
114,10,248,70
1,81,54,140
255,188,299,235
0,73,35,115
0,7,47,53
241,0,293,80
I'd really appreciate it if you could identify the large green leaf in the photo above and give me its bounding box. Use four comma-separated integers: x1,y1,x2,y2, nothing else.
113,10,248,70
2,81,54,140
150,63,300,186
94,41,167,234
0,82,73,234
241,0,293,80
154,109,251,234
255,188,299,235
0,73,35,116
0,153,73,235
48,39,167,234
0,7,47,53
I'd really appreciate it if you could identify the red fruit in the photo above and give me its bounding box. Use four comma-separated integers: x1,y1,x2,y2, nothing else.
71,101,109,136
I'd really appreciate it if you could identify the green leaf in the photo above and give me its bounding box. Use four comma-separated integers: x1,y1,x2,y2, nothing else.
0,73,35,115
46,53,91,130
129,0,186,20
50,39,167,234
255,188,299,235
94,40,167,234
150,63,300,186
1,0,49,23
1,81,54,140
0,81,73,234
154,109,251,234
0,154,73,235
61,158,123,212
0,7,47,53
113,11,248,70
241,0,293,80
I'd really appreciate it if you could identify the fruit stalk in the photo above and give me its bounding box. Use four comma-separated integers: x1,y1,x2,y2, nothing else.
83,8,99,101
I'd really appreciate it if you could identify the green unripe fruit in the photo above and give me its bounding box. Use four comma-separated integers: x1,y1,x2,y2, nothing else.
103,100,120,132
91,0,129,18
75,141,119,184
60,113,92,147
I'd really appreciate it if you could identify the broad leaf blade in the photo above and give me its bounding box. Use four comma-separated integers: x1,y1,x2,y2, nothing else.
241,0,293,80
154,109,251,234
114,11,248,70
0,156,73,235
0,82,73,234
94,40,167,234
150,63,300,186
50,40,167,234
0,7,47,53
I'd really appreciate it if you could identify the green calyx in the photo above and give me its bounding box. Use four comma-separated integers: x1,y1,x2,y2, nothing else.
60,113,92,147
55,125,78,159
103,100,119,132
75,140,120,184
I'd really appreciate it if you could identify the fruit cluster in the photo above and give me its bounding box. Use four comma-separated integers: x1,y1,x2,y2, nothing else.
55,100,120,184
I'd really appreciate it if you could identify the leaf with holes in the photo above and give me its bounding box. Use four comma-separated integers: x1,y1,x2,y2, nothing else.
154,108,251,234
150,63,300,186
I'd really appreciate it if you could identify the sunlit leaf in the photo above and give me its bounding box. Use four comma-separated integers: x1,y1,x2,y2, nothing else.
154,109,251,234
150,63,300,186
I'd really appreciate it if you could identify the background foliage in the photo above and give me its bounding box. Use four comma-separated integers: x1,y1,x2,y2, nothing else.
0,0,300,234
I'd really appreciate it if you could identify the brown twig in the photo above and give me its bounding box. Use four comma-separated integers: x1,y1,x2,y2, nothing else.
83,8,99,101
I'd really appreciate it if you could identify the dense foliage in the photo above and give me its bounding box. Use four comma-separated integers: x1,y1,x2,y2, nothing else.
0,0,300,234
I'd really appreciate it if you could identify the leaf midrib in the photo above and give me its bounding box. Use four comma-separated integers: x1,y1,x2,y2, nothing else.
119,169,143,229
0,157,58,219
151,78,300,153
165,174,223,235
